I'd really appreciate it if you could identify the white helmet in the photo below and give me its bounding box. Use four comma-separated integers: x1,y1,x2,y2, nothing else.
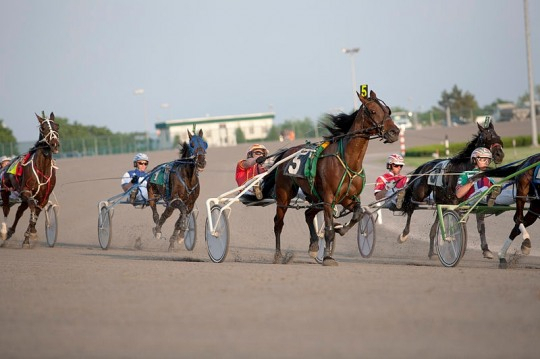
470,147,492,163
133,153,149,166
247,144,268,158
0,156,10,163
386,154,405,166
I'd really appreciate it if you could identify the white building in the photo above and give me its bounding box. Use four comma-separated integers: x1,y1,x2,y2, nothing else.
155,112,275,148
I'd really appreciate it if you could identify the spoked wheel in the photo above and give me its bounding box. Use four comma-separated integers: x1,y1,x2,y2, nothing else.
98,205,113,250
315,211,335,264
205,205,230,263
435,210,467,267
184,211,197,251
45,204,59,247
357,209,376,258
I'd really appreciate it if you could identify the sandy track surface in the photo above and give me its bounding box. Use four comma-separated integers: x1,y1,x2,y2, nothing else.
1,121,540,358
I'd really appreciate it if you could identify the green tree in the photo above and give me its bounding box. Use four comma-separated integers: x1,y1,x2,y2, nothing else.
265,126,280,141
438,85,479,122
0,119,18,154
517,84,540,106
235,127,246,144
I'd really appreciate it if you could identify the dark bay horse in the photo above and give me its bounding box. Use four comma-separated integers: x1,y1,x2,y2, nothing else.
470,153,540,268
147,129,207,251
399,121,504,259
1,112,60,248
265,90,400,266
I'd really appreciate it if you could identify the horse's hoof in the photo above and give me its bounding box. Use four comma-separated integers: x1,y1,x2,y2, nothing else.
322,256,338,266
308,243,319,259
282,252,294,264
308,250,318,259
22,240,30,249
483,250,494,259
498,258,508,269
134,237,142,250
428,251,434,259
273,252,282,264
521,239,531,256
397,233,408,244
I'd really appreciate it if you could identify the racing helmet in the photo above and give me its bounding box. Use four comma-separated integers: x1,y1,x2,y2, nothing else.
470,147,492,163
247,144,268,158
386,154,404,169
133,153,149,167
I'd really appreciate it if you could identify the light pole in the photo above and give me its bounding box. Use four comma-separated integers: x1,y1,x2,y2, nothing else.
524,0,538,147
134,88,150,151
342,47,360,110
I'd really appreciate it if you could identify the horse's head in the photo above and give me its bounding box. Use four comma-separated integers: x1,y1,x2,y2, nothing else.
357,90,400,143
36,112,60,154
187,129,207,171
475,120,504,164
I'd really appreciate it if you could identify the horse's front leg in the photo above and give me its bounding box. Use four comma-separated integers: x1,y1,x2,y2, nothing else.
519,202,539,255
168,208,188,252
154,206,174,240
23,200,41,248
322,204,338,267
334,202,362,236
273,205,288,264
1,190,11,241
6,200,29,242
498,199,527,268
476,213,493,259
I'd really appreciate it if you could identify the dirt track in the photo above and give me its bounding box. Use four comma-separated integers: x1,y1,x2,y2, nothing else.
1,120,540,358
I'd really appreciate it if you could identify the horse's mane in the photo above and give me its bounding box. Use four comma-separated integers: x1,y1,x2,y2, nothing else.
448,132,482,165
322,110,360,139
179,142,190,159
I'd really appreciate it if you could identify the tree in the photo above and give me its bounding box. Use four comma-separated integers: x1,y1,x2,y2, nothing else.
235,127,246,144
438,85,479,122
0,119,18,155
517,84,540,106
265,126,280,141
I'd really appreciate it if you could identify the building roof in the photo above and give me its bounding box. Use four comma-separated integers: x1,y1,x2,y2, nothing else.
155,112,275,129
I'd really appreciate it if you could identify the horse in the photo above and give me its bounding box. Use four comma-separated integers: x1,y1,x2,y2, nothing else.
398,120,504,259
147,129,207,251
263,90,400,266
470,153,540,268
1,112,60,248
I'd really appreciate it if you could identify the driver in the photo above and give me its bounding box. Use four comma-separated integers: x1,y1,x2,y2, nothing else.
373,154,408,208
122,153,149,204
235,144,268,200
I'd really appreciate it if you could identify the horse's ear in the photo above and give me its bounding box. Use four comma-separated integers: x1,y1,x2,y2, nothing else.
35,113,44,123
187,129,193,139
198,129,203,137
357,91,369,105
49,112,55,121
370,90,377,99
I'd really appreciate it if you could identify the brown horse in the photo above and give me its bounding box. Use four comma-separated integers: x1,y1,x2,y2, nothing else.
398,120,504,259
470,153,540,268
264,90,400,266
1,112,60,248
147,129,207,251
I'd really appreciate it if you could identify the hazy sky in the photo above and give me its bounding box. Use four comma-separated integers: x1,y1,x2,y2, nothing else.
1,0,539,141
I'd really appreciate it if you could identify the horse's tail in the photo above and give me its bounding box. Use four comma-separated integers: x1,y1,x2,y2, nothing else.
262,150,288,199
399,161,439,214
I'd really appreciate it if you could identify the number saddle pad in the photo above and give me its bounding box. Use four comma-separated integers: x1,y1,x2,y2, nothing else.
282,142,329,181
427,160,450,187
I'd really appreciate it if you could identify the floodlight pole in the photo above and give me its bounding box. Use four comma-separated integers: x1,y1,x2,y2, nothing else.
524,0,538,146
342,47,360,110
134,88,150,151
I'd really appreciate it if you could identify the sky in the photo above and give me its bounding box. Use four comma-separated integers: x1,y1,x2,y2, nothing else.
1,0,539,142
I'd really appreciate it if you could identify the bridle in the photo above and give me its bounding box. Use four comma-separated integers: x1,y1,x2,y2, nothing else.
37,118,60,151
333,98,394,142
188,135,208,170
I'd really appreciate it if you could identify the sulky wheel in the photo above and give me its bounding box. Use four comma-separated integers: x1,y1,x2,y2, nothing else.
205,205,230,263
98,205,113,250
357,210,376,258
435,210,467,267
184,211,197,251
45,204,59,247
